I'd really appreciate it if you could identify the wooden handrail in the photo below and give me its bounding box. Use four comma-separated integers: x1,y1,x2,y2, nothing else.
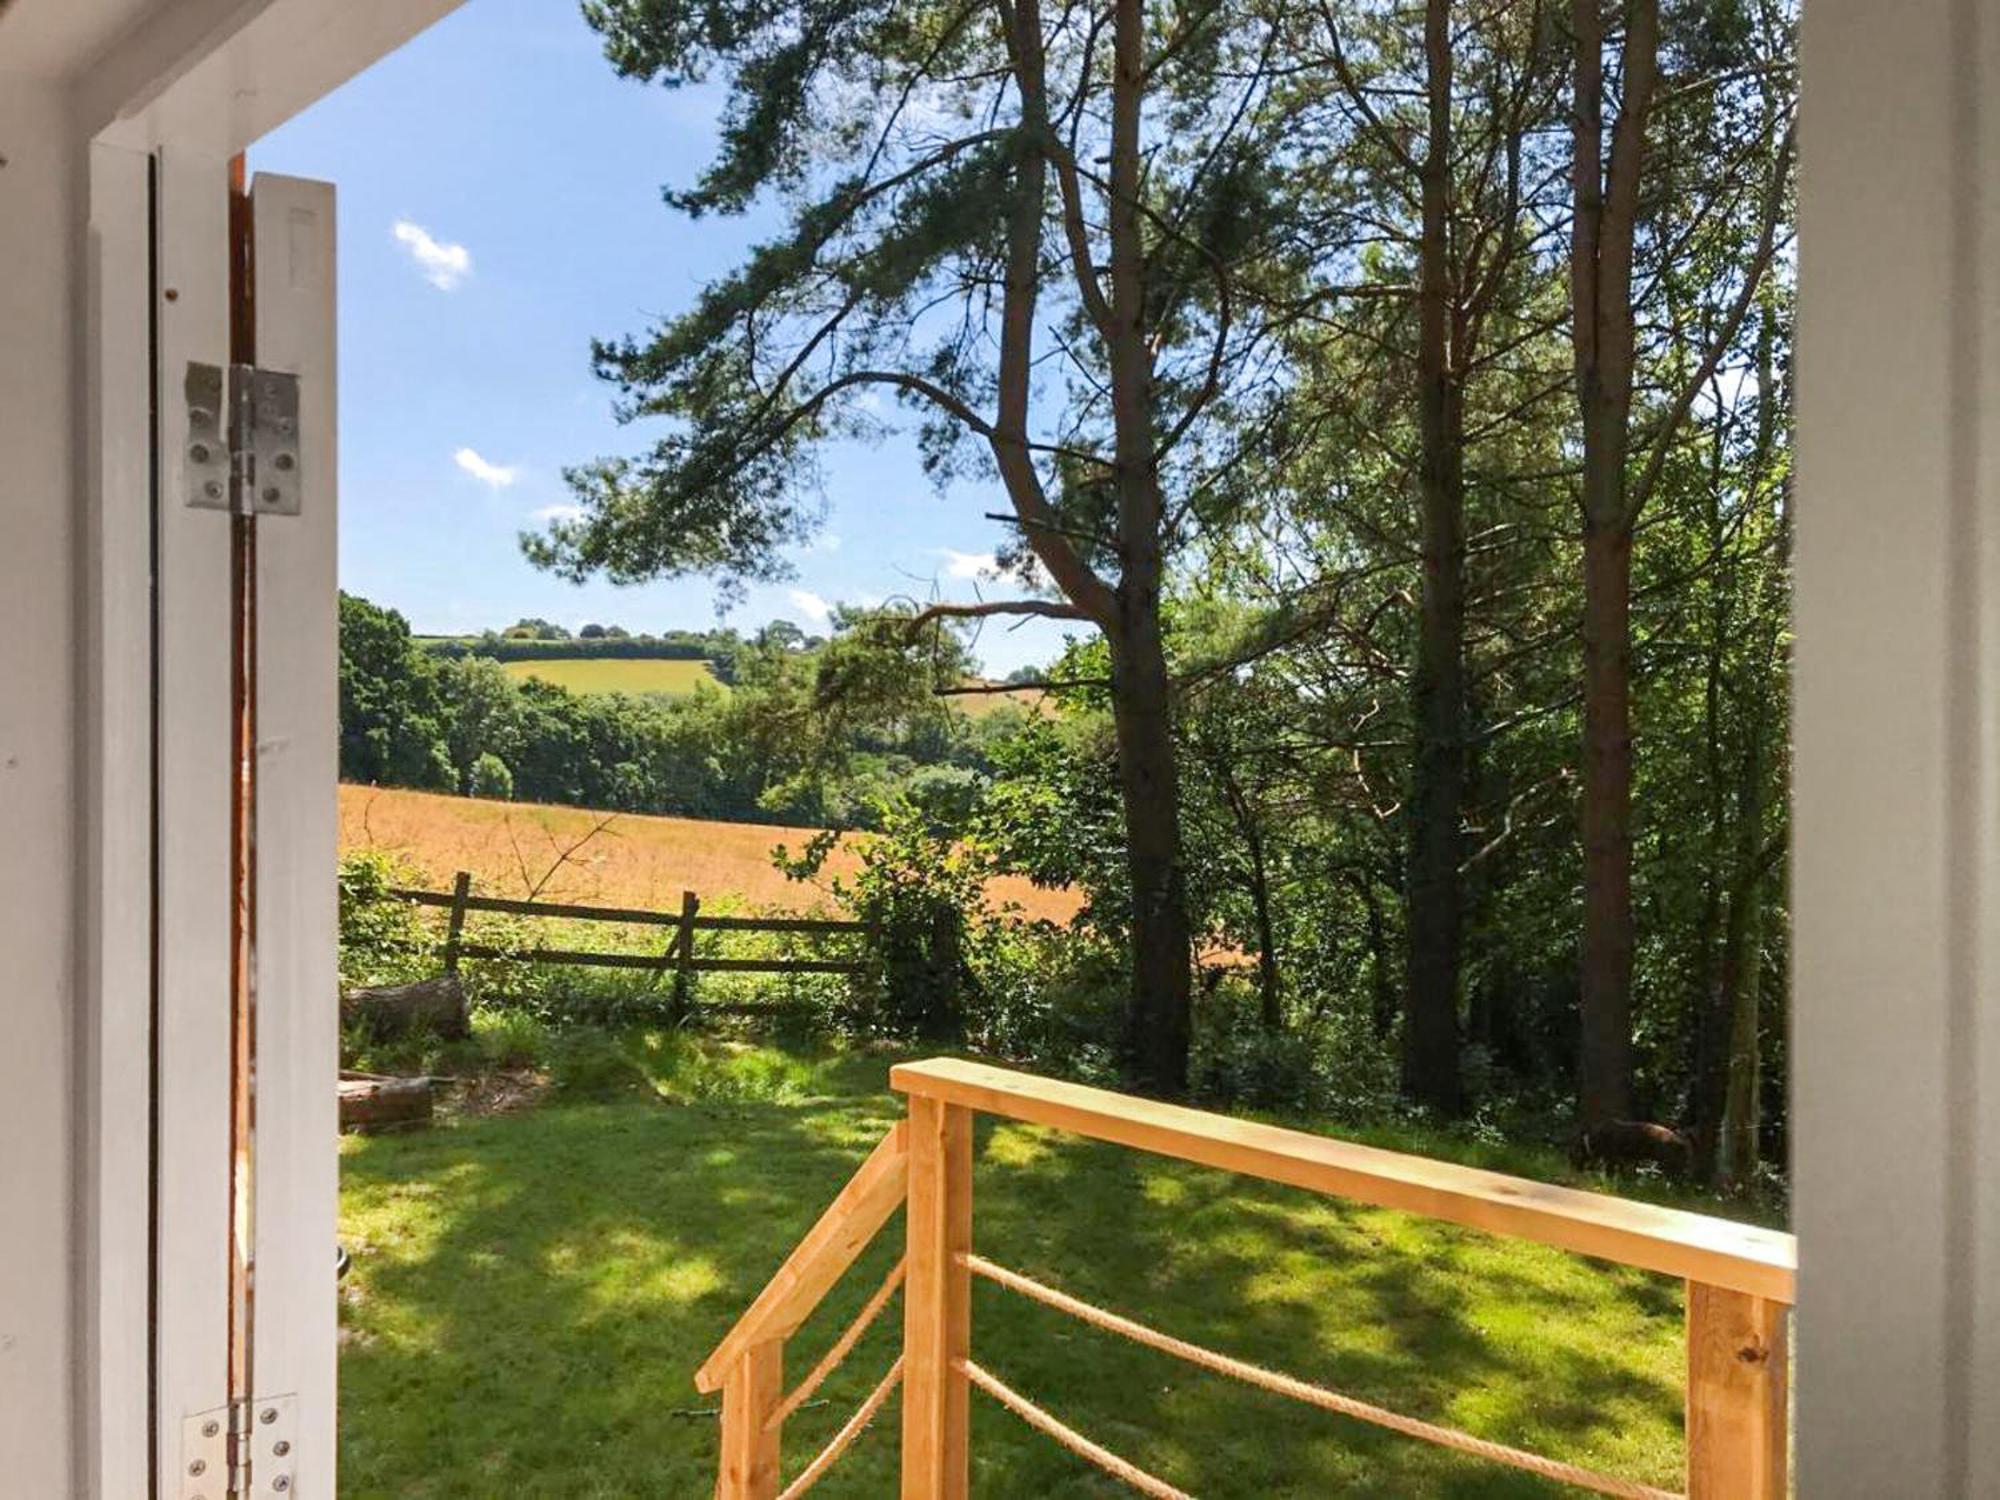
695,1121,910,1393
891,1058,1795,1304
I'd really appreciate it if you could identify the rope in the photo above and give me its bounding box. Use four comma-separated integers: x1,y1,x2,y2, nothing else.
767,1258,906,1433
960,1358,1194,1500
965,1255,1682,1500
775,1356,903,1500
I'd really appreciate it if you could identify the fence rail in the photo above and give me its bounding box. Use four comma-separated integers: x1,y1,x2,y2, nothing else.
700,1058,1797,1500
385,873,871,980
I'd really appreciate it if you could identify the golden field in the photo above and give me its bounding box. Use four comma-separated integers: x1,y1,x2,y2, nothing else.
497,657,728,696
337,783,1076,922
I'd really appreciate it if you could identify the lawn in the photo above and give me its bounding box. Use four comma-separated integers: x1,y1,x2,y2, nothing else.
339,1041,1694,1498
498,656,730,697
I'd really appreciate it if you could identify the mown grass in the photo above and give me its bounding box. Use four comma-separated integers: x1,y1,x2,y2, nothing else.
338,1041,1701,1498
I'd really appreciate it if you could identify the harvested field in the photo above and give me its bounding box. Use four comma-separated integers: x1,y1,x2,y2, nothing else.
337,783,1077,922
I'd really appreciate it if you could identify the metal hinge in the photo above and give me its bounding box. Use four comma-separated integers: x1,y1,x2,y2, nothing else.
180,1394,298,1499
184,362,302,516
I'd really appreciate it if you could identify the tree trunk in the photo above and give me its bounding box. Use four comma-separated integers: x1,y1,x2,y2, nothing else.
1246,822,1281,1032
1579,519,1635,1126
1362,876,1397,1039
1403,0,1465,1115
1568,0,1655,1130
1110,609,1193,1093
1103,0,1191,1095
1219,767,1281,1031
1717,734,1771,1187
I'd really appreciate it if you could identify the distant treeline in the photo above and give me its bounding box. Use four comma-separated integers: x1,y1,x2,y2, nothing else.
422,632,729,667
343,594,1017,829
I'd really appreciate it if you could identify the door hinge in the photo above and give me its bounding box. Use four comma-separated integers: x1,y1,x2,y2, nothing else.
184,362,302,516
180,1394,298,1499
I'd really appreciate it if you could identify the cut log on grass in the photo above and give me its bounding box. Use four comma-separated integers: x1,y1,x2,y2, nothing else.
339,1075,434,1132
341,974,469,1041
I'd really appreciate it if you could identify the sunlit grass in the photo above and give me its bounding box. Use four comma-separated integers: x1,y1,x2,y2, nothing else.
339,1042,1702,1497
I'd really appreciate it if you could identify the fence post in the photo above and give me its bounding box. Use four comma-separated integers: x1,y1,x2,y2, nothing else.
672,890,699,1009
1685,1281,1788,1499
442,870,472,976
901,1092,971,1500
717,1339,783,1500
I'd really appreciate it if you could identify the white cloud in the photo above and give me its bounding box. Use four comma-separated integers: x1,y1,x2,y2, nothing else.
938,548,998,581
813,533,844,553
530,503,585,525
392,220,472,290
454,447,517,488
788,589,833,625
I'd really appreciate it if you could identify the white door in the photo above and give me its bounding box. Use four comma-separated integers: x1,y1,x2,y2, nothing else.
148,152,341,1500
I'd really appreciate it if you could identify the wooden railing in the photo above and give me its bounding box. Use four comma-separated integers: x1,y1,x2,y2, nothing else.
699,1058,1796,1500
388,873,871,992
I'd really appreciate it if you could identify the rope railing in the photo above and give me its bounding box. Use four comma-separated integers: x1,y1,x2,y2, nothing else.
959,1358,1192,1500
965,1254,1684,1500
766,1258,905,1433
774,1356,903,1500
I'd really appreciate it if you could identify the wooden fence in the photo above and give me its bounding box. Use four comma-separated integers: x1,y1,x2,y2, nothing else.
387,871,871,982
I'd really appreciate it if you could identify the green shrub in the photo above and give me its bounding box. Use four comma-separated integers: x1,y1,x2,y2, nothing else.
338,849,436,991
472,1008,553,1071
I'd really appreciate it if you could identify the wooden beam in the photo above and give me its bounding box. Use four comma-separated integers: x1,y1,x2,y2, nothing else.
901,1095,971,1500
892,1058,1795,1303
696,1122,909,1393
1686,1283,1788,1498
717,1341,783,1500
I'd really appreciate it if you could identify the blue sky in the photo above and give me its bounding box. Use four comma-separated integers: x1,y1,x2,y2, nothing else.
251,0,1074,675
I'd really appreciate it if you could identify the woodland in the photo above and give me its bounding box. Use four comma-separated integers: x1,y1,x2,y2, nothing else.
350,0,1796,1192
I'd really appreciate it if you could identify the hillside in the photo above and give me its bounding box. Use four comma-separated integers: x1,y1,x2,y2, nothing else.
498,657,728,697
337,783,1077,922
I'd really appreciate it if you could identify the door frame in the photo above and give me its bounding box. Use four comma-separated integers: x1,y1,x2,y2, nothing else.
77,3,464,1494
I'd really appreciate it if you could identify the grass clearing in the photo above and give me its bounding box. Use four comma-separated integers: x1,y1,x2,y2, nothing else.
339,1040,1695,1497
498,656,730,697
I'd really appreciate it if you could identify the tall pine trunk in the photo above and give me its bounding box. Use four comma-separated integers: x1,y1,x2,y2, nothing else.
1569,0,1656,1129
1111,608,1193,1091
1106,0,1191,1094
1579,518,1635,1125
1404,0,1466,1115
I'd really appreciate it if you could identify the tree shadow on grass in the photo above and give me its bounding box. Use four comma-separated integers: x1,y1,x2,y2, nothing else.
339,1053,1686,1499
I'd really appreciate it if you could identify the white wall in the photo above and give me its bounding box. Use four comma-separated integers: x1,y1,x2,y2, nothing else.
0,74,78,1500
1794,0,2000,1494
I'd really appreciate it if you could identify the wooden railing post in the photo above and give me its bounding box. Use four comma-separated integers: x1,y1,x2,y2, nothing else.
1686,1281,1788,1499
442,870,471,975
718,1340,783,1500
901,1093,971,1499
673,889,699,1009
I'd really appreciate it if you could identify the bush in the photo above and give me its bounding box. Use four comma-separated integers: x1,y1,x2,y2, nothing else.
469,751,514,800
1189,976,1396,1119
338,850,435,991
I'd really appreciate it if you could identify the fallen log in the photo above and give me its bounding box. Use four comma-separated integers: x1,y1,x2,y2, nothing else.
338,1074,434,1132
340,975,469,1041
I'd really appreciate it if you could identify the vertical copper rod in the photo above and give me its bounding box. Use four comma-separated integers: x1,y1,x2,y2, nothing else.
225,153,258,1418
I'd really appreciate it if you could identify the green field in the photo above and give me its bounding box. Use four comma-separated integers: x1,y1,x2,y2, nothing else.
338,1038,1695,1498
499,657,728,697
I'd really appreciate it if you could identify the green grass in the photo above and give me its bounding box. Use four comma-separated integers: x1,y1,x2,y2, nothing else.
498,656,729,697
339,1041,1698,1497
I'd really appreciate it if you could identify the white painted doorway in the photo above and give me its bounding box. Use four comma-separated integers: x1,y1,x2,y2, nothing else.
140,152,340,1497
